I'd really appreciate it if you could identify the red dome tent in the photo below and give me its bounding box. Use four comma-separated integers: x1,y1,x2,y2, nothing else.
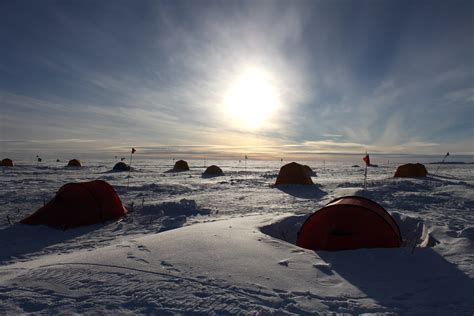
21,180,127,229
296,196,401,251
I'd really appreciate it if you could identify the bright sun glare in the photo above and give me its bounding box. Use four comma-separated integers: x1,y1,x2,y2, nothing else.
224,68,280,129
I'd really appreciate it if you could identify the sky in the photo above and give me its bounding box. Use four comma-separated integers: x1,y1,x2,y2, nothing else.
1,0,473,159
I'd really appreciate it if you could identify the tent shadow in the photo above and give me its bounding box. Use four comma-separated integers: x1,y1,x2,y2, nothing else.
0,223,103,265
317,247,473,313
275,184,327,200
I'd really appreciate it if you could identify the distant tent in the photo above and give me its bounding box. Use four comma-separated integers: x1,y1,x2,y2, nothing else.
394,163,428,178
67,159,82,167
203,165,223,176
296,196,401,251
21,180,127,229
275,162,313,185
1,158,14,167
303,165,316,177
113,162,130,172
173,160,189,172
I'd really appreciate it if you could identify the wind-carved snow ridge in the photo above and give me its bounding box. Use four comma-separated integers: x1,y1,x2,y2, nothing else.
260,212,438,249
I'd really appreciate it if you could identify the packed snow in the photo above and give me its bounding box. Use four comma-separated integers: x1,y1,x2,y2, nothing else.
0,158,473,314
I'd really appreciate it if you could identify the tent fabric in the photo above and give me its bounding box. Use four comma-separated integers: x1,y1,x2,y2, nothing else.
303,165,315,177
203,165,223,176
296,196,401,251
113,162,130,171
67,159,82,167
394,163,428,177
1,158,14,167
21,180,127,229
275,162,313,185
173,160,189,172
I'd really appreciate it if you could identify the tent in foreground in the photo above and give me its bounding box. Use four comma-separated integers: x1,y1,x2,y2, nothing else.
113,162,130,171
67,159,82,167
275,162,313,185
203,165,224,177
1,158,14,167
172,160,190,172
21,180,127,229
394,163,428,177
296,196,401,251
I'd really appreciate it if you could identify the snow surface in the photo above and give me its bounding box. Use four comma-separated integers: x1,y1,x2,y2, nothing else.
0,158,473,314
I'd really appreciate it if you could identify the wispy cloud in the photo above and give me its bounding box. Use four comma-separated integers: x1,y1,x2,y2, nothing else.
0,0,472,158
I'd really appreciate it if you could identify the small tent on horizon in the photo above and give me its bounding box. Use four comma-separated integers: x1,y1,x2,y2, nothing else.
203,165,223,177
394,163,428,178
21,180,127,229
275,162,313,185
1,158,14,167
113,162,130,172
296,196,401,251
172,160,190,172
67,159,82,167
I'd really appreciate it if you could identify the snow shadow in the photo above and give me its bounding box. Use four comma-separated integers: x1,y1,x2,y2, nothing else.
0,223,102,265
317,248,474,313
275,184,327,200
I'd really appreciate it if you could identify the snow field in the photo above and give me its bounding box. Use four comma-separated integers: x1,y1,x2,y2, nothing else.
0,159,472,314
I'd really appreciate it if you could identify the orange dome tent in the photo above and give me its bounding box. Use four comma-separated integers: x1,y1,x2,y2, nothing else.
67,159,82,167
296,196,401,251
21,180,127,229
173,160,189,172
1,158,14,167
275,162,313,185
394,163,428,177
203,165,223,176
113,162,130,171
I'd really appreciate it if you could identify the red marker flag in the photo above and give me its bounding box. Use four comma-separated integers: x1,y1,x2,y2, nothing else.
132,148,136,154
363,154,370,166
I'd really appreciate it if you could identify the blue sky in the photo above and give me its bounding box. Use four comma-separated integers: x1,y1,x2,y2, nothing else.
1,0,473,159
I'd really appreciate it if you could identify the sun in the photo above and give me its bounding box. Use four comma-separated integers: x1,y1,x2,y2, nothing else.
224,68,280,129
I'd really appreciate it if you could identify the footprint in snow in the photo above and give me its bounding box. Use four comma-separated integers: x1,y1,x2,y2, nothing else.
126,254,150,264
115,244,131,248
137,245,151,252
161,260,181,272
313,262,333,274
291,249,305,253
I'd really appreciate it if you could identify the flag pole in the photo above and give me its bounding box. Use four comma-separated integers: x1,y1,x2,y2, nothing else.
433,152,449,177
127,148,135,187
362,152,369,190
